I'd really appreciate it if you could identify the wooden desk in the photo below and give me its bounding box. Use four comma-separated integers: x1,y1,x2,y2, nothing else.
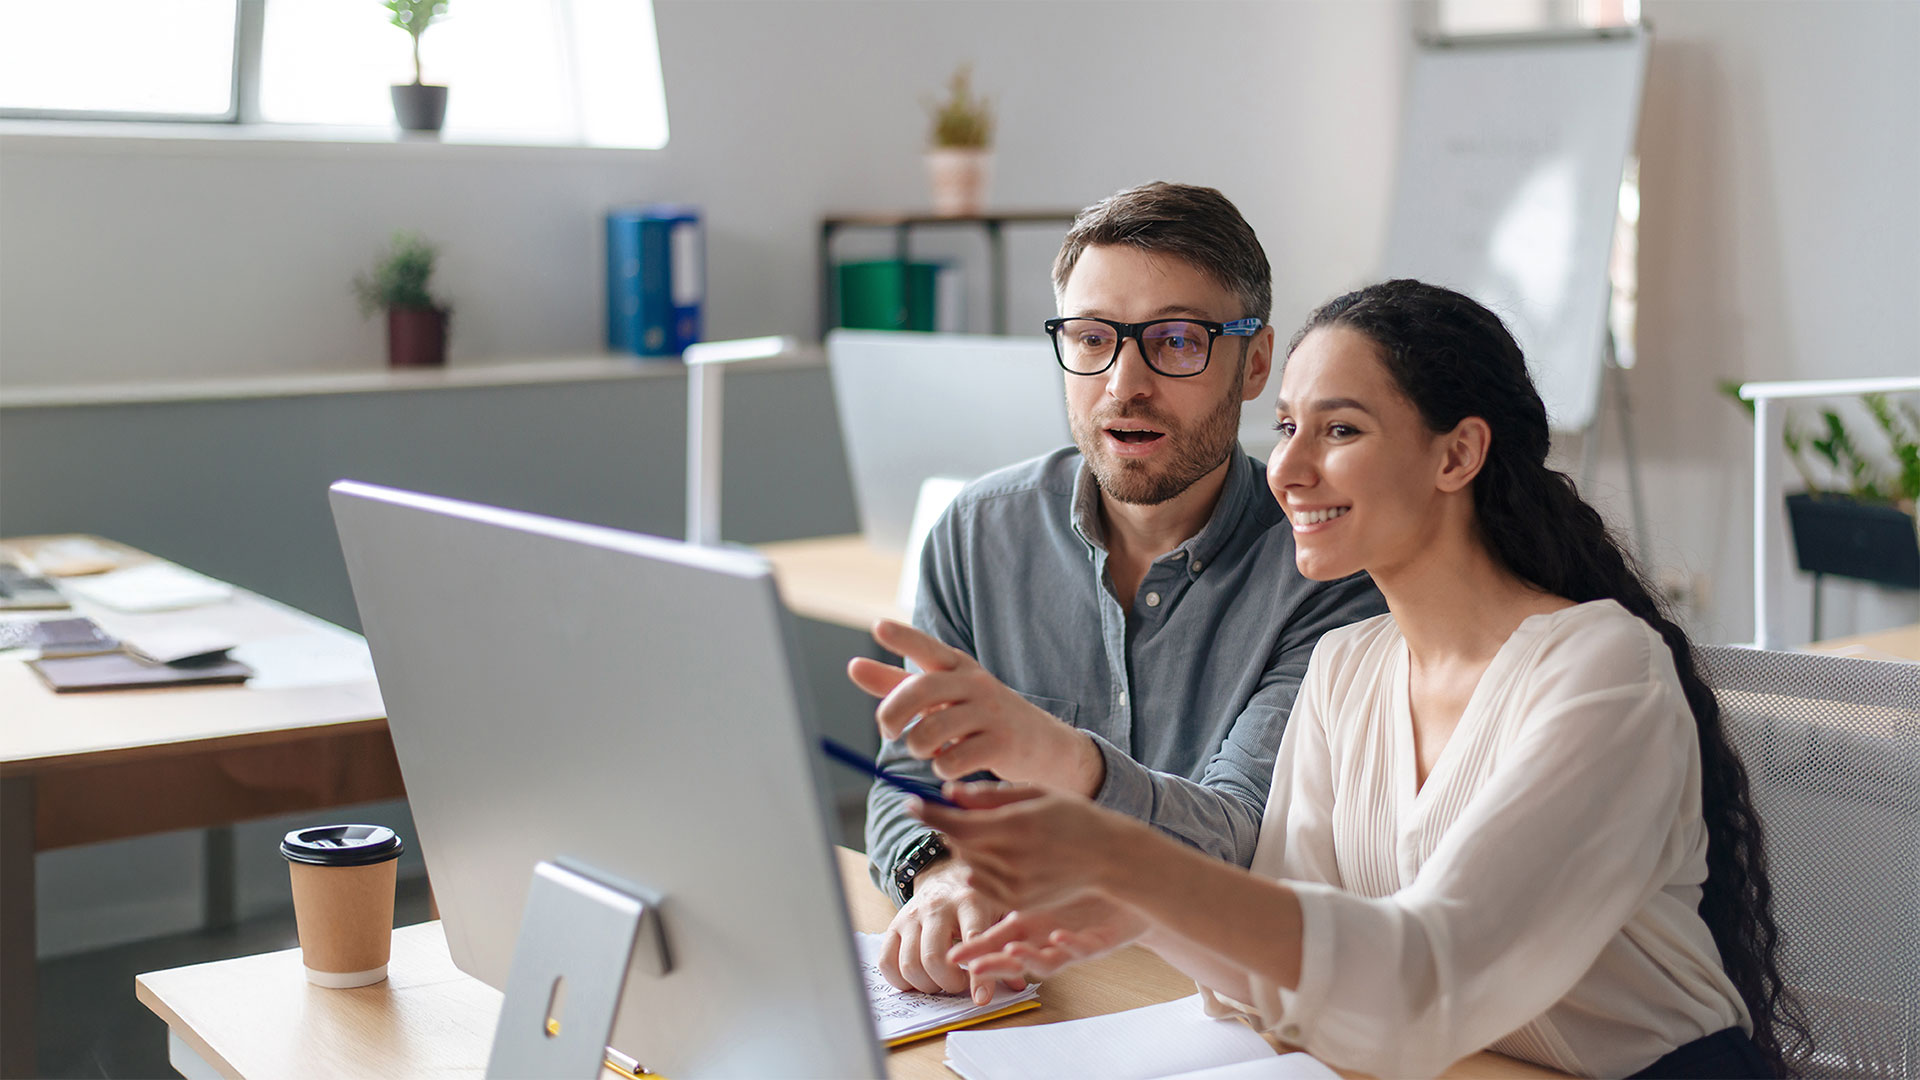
137,849,1558,1080
758,533,905,631
1804,622,1920,663
0,536,401,1078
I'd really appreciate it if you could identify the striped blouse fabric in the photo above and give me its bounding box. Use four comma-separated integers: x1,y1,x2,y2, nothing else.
1199,600,1750,1078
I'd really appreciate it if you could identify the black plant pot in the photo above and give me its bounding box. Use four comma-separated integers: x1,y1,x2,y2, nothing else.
1785,492,1920,589
390,83,449,133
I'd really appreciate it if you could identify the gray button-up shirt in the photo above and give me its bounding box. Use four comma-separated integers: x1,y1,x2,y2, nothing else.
866,447,1387,903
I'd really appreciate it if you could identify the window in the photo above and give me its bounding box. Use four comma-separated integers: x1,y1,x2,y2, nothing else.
0,0,667,148
0,0,239,120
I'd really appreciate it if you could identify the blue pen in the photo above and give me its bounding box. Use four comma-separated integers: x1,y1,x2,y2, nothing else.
818,736,962,808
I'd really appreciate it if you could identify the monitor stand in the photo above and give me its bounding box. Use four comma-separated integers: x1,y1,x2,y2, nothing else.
487,860,670,1079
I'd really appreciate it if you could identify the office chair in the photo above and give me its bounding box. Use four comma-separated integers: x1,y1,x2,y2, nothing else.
1699,646,1920,1079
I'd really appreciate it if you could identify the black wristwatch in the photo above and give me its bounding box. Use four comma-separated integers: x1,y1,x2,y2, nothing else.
893,832,948,901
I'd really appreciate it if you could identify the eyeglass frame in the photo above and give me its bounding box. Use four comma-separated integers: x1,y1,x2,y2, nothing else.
1042,315,1265,378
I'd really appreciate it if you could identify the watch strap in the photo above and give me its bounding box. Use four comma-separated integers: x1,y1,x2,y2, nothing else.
893,832,948,901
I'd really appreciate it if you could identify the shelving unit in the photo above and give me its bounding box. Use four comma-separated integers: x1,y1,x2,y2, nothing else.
817,210,1079,338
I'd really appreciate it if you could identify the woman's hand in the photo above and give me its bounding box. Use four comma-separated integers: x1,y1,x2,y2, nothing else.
948,894,1150,982
908,781,1146,910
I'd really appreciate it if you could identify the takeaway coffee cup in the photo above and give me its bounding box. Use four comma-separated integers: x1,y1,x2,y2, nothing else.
280,824,404,987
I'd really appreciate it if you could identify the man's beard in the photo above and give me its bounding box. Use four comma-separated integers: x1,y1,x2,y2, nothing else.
1072,372,1245,506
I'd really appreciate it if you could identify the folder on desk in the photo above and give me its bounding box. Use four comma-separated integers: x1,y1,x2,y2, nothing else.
29,651,253,693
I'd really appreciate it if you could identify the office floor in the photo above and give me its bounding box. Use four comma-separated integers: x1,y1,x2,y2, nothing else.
37,808,868,1079
37,876,434,1079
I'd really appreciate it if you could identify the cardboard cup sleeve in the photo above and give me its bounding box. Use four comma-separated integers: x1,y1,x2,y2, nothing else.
281,824,404,988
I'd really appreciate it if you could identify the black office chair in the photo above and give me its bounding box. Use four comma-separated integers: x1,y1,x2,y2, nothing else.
1701,645,1920,1079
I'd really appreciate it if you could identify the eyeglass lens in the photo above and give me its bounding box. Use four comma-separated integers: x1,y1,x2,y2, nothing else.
1054,319,1212,376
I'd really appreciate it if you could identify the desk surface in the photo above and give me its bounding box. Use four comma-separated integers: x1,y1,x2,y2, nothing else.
1804,622,1920,663
1,535,386,776
758,533,906,632
137,849,1559,1080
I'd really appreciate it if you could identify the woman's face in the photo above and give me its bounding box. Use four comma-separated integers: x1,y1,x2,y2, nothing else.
1267,325,1459,583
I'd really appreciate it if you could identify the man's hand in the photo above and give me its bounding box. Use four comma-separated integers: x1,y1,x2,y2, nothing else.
875,857,1027,1004
849,619,1104,795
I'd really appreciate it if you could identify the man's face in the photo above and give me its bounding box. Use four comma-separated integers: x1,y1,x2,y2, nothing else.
1058,244,1272,505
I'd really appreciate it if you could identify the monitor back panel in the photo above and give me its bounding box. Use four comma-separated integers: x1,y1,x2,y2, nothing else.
827,330,1072,552
329,481,882,1079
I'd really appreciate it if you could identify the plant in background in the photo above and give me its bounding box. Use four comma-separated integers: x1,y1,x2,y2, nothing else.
1720,380,1920,509
354,231,445,316
355,232,450,368
926,64,992,149
385,0,449,86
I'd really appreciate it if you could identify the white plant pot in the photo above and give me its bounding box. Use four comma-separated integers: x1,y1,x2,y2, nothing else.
926,148,992,216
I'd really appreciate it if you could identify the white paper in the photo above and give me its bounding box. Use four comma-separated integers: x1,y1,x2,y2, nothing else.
229,632,377,690
944,994,1275,1080
856,931,1039,1042
1160,1053,1340,1080
60,563,233,612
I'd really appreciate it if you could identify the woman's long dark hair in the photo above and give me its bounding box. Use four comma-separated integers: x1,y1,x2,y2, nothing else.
1290,280,1808,1076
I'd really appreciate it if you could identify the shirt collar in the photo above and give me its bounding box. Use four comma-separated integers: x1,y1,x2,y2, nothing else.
1070,450,1257,566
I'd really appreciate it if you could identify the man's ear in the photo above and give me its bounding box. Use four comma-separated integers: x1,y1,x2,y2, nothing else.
1239,327,1276,402
1436,416,1491,493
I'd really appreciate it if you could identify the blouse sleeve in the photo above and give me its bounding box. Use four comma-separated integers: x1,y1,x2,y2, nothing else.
1248,637,1700,1079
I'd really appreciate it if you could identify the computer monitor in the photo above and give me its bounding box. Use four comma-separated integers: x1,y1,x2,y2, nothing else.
328,480,884,1079
827,329,1072,552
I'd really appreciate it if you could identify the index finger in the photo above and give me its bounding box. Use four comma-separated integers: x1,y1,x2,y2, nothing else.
871,619,968,674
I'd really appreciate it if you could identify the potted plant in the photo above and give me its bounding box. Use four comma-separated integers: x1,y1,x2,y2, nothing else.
386,0,450,133
354,232,451,368
1725,383,1920,597
925,64,993,217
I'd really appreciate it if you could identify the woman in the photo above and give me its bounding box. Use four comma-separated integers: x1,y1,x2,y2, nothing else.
912,281,1805,1078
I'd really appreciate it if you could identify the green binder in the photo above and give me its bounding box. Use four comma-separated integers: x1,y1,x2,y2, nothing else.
836,260,940,331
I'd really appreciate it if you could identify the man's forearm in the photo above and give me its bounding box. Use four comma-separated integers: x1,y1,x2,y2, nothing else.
1087,735,1266,865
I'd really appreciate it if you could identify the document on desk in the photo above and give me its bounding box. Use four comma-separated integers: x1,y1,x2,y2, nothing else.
855,932,1040,1046
944,994,1335,1080
60,563,233,612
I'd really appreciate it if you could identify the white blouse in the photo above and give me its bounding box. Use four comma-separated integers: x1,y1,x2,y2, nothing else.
1199,600,1749,1078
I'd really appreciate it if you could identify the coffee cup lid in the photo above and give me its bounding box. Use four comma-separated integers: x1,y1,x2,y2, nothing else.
280,824,404,867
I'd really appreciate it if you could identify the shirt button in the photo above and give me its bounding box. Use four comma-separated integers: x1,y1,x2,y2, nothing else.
1144,591,1161,607
1118,689,1129,707
1191,560,1203,572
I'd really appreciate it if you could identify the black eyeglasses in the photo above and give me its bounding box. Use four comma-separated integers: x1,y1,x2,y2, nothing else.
1043,316,1263,378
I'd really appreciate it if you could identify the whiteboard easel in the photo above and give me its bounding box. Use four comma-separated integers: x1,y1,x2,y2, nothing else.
1379,26,1651,554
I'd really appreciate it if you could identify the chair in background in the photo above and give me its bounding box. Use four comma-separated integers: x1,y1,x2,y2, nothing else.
1699,646,1920,1079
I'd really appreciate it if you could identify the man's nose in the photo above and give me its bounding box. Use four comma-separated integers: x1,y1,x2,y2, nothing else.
1105,336,1156,400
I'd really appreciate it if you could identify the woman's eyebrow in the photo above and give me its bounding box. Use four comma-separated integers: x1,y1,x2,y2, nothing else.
1274,397,1377,417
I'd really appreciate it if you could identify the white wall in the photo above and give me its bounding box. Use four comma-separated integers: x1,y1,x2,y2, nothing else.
1589,0,1920,645
0,0,1407,388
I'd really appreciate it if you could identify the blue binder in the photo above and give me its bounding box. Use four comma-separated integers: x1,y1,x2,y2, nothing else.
607,205,703,357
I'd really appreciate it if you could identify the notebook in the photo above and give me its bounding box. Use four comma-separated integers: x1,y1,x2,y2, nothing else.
29,651,253,693
856,932,1041,1045
944,994,1338,1080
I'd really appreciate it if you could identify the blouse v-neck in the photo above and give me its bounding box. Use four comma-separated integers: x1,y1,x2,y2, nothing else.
1389,607,1564,806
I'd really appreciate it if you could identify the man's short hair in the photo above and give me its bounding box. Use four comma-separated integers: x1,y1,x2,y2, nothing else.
1052,182,1273,324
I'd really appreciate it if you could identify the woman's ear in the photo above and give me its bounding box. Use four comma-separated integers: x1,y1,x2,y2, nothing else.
1435,417,1491,493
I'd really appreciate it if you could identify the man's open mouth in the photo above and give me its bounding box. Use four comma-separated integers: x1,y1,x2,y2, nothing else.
1107,428,1165,444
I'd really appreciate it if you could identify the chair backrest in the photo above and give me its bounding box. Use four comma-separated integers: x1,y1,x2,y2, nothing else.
1698,646,1920,1079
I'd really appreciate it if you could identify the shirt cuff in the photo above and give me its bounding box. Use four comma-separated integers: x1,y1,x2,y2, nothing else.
1249,878,1340,1047
1088,732,1153,818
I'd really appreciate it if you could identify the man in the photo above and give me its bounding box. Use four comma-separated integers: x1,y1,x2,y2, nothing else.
853,182,1385,1004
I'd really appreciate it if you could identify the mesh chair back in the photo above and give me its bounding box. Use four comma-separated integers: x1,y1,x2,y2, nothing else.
1700,646,1920,1079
